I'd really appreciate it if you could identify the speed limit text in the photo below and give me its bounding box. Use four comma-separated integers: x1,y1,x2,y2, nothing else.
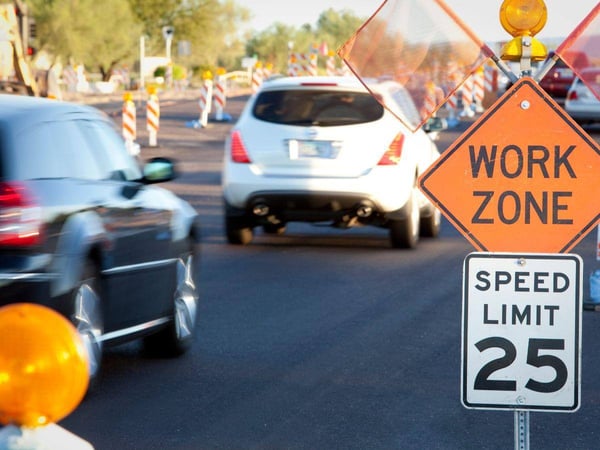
474,269,567,326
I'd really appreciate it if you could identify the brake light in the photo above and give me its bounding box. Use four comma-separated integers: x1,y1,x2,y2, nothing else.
0,182,43,246
378,133,405,165
230,130,251,163
567,90,578,101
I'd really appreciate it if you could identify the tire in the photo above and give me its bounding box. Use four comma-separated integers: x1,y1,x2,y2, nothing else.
72,260,104,385
420,207,441,238
143,242,199,357
225,215,253,245
263,223,286,235
389,187,420,249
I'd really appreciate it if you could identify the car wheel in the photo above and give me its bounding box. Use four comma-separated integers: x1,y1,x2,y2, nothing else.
420,207,441,238
389,187,419,249
144,245,199,356
225,215,253,245
263,223,286,235
72,260,104,384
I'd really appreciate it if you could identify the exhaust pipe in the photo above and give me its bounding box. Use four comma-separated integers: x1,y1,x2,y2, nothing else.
252,203,270,217
356,203,374,218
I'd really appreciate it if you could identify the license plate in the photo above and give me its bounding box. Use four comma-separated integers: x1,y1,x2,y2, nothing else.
288,139,338,159
557,68,573,78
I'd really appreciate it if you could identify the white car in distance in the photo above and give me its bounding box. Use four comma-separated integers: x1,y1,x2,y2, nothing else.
222,76,442,249
564,68,600,125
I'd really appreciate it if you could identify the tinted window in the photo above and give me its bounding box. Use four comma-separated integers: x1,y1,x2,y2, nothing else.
15,120,103,180
253,89,384,126
78,119,142,181
388,85,422,128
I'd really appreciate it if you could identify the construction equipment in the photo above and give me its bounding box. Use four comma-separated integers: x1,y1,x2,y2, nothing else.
0,1,38,96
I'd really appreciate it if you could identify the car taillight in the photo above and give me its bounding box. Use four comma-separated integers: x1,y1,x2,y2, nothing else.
230,130,251,163
378,133,405,165
567,90,579,101
0,182,43,247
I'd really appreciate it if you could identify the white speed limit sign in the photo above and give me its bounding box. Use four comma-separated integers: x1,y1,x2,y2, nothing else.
462,253,582,412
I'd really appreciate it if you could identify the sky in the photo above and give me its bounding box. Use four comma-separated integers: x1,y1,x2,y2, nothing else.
238,0,599,43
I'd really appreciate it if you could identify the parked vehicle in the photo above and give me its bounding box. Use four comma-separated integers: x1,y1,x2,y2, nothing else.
539,52,576,105
222,76,442,249
0,94,202,382
565,68,600,124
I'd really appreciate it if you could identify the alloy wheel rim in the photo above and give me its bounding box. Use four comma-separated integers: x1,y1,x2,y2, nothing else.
73,283,103,378
174,255,198,340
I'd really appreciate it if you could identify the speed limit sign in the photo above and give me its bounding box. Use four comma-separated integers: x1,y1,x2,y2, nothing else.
462,253,582,412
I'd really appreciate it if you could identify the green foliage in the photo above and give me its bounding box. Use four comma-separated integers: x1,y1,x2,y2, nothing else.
29,0,142,80
154,64,187,81
25,1,366,81
246,9,366,74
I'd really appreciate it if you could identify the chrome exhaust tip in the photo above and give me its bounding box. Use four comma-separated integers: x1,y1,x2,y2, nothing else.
356,203,373,218
252,203,270,216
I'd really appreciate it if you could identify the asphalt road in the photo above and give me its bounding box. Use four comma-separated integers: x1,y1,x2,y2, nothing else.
58,89,600,450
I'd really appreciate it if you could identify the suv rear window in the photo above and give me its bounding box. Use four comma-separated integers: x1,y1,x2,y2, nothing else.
253,90,384,126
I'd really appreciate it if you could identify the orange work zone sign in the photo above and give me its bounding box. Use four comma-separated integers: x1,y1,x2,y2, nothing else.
419,77,600,253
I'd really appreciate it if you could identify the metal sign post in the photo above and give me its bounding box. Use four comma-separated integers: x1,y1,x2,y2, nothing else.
515,410,530,450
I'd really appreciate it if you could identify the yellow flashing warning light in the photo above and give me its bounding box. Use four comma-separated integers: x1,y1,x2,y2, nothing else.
0,304,89,427
499,0,548,62
123,91,134,102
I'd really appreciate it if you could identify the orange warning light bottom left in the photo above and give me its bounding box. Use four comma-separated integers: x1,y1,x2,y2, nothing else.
0,303,89,427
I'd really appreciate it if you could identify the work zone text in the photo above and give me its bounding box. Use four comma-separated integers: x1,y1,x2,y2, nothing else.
469,144,576,225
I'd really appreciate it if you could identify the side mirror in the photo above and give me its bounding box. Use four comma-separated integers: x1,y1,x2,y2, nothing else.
143,157,177,183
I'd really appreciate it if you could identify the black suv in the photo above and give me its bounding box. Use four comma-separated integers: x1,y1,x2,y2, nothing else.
0,94,202,381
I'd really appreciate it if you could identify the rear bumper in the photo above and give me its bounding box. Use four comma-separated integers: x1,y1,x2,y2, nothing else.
223,165,414,214
565,106,600,122
225,190,412,226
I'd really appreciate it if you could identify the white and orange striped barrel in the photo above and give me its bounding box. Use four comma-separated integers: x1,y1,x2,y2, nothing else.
122,96,136,143
251,63,263,93
309,53,318,76
214,74,227,121
420,81,438,120
146,93,159,147
287,54,297,76
198,76,213,127
472,69,485,113
459,76,474,117
326,54,335,76
484,64,497,94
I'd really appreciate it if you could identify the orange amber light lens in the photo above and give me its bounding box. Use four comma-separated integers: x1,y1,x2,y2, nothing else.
500,0,547,36
0,303,89,427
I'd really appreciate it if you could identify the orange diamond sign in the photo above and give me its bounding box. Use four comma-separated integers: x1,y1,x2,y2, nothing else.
419,77,600,253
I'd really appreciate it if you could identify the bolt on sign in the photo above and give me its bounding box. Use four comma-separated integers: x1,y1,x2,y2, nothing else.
419,77,600,253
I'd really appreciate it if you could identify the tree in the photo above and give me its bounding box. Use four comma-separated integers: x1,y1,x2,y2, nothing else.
128,0,250,74
30,0,142,80
245,9,366,75
246,23,297,75
316,8,366,51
